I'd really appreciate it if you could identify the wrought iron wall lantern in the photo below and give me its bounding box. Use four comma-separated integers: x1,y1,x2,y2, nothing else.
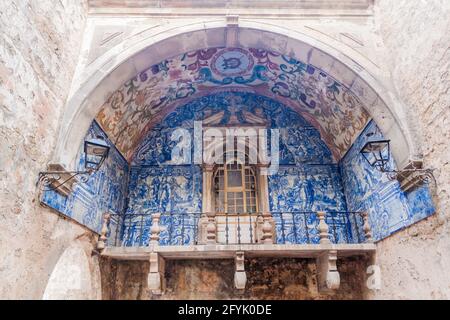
360,133,435,191
37,136,110,196
360,137,391,171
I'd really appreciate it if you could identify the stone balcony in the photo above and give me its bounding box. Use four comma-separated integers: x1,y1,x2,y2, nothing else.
98,211,376,294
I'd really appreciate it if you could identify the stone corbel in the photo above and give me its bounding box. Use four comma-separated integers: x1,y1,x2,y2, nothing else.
316,249,340,292
147,252,165,295
234,251,247,290
315,211,340,291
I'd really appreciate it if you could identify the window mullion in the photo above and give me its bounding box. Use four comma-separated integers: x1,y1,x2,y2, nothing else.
224,165,228,214
242,165,247,213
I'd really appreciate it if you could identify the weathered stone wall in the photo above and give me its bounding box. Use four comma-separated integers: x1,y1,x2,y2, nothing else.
371,0,450,299
101,257,369,300
0,1,101,299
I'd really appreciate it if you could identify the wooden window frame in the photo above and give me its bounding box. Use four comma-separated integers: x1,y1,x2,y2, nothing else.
213,158,258,215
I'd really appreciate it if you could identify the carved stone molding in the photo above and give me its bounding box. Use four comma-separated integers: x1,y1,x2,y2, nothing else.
88,0,374,17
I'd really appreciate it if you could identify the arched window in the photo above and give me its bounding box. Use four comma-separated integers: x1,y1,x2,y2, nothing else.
200,148,272,245
214,159,258,214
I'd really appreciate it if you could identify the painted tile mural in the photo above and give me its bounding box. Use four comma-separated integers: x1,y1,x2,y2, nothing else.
122,91,353,245
339,120,435,241
268,164,351,244
41,122,129,233
96,47,369,160
121,165,202,246
131,91,335,166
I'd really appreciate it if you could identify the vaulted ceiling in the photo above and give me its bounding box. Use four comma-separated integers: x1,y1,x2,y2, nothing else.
95,47,370,161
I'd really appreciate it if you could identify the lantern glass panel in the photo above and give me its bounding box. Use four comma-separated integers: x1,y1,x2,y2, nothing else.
364,141,387,153
360,140,390,169
84,137,110,171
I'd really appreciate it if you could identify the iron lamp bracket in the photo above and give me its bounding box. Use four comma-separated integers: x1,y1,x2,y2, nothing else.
379,167,436,192
37,164,93,197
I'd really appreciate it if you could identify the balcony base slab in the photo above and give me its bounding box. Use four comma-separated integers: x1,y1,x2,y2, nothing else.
102,243,376,260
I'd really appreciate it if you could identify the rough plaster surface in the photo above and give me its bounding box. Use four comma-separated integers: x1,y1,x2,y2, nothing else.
100,257,368,300
43,241,101,300
0,0,101,299
371,0,450,299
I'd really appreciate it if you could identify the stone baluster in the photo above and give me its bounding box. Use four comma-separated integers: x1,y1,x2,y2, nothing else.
362,212,373,243
97,212,111,251
206,211,217,244
316,211,331,244
150,212,161,245
257,163,275,244
198,213,209,245
261,212,274,244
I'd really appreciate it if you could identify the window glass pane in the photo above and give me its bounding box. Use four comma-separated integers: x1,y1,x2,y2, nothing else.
215,190,224,211
235,193,243,207
214,161,259,216
227,170,242,187
227,194,235,207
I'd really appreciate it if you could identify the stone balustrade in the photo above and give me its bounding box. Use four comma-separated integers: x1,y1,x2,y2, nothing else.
106,211,373,247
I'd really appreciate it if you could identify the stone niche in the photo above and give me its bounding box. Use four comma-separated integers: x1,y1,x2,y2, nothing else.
100,257,369,300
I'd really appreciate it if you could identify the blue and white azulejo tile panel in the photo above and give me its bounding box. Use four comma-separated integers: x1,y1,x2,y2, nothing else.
41,121,129,233
339,120,435,241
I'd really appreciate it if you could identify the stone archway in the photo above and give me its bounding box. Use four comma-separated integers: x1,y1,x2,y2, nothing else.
52,21,421,171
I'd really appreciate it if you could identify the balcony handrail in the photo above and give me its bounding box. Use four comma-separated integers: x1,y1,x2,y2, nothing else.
105,210,370,247
110,211,366,220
